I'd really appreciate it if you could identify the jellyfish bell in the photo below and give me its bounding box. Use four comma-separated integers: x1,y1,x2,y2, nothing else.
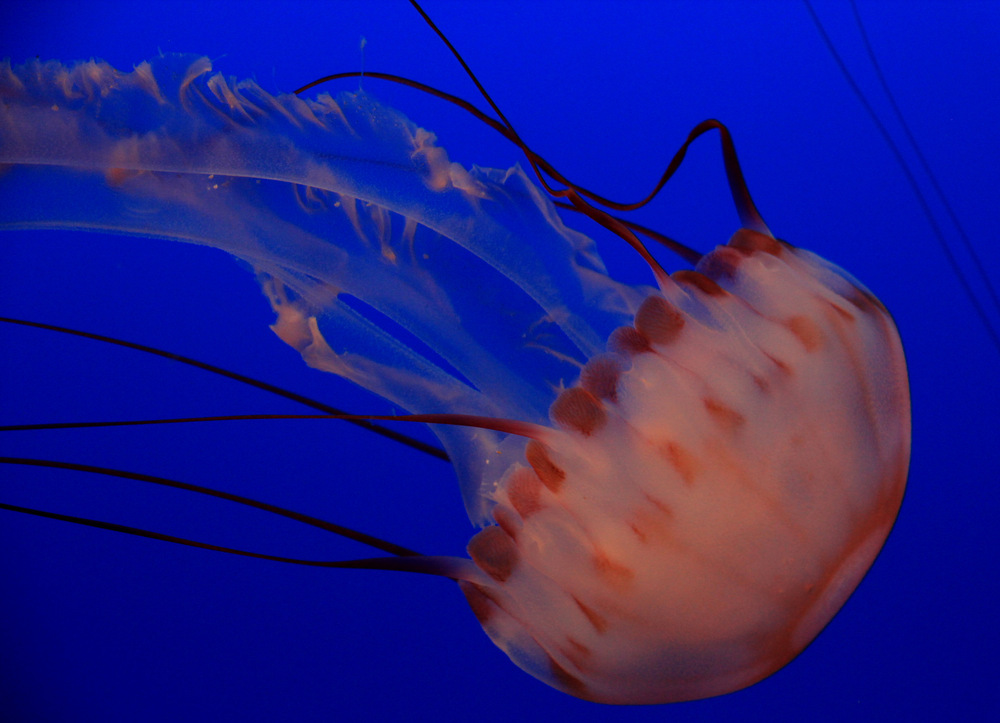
0,30,911,707
458,230,909,703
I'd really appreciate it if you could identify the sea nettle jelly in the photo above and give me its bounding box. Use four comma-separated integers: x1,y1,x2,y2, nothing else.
0,3,913,707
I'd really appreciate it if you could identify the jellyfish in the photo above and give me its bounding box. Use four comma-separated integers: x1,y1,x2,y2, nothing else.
0,2,996,720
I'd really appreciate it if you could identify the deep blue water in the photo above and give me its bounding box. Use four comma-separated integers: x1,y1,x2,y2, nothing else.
1,1,998,720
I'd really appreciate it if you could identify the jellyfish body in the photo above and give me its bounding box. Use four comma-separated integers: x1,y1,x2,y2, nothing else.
465,233,909,702
0,54,909,704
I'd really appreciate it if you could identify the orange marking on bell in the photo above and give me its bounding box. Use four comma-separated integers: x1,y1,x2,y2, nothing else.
785,315,825,352
608,326,652,356
592,551,635,588
525,440,566,493
468,526,519,583
580,355,624,402
659,441,698,485
703,398,745,431
547,654,589,699
629,506,674,547
559,637,594,673
828,301,857,322
635,295,685,346
506,467,543,519
492,505,521,540
550,387,607,436
673,270,726,297
727,227,784,256
572,596,609,634
644,494,675,518
698,247,744,282
565,636,592,662
629,523,648,543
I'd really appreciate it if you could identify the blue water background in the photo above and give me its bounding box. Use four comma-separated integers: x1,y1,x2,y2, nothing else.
1,1,997,720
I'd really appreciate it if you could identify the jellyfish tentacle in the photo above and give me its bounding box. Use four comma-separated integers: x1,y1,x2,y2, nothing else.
0,456,421,556
0,314,450,460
